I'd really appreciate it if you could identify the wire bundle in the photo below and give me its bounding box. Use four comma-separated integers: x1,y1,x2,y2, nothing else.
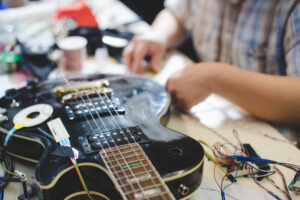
198,129,300,200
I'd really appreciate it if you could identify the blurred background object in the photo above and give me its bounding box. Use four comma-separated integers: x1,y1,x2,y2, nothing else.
57,36,87,71
3,0,25,8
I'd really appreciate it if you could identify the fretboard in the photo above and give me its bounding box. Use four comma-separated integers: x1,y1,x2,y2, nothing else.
100,143,175,200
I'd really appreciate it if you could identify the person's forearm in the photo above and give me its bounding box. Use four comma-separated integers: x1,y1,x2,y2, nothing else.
210,63,300,125
149,9,185,49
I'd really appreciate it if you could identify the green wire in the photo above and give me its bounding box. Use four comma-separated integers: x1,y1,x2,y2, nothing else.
73,159,96,200
274,167,291,200
223,163,241,191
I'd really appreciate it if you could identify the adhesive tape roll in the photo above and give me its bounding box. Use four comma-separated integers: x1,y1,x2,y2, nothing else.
13,104,53,127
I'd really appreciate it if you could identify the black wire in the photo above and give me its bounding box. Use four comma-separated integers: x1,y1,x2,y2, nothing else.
0,152,14,192
36,128,56,143
0,177,20,182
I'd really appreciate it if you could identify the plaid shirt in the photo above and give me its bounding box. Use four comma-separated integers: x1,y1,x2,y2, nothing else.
165,0,300,76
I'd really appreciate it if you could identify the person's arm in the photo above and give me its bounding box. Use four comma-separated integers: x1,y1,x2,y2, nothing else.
211,63,300,125
166,62,300,126
150,9,185,49
122,9,185,73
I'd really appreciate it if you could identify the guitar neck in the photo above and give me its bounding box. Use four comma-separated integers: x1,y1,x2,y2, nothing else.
100,143,175,200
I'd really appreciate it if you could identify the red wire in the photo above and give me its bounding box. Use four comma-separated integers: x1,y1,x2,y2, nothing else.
281,165,300,175
273,167,291,200
213,163,222,192
70,158,93,200
246,165,269,192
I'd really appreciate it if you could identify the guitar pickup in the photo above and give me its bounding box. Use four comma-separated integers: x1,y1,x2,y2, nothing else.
65,97,125,120
61,87,114,105
78,126,149,155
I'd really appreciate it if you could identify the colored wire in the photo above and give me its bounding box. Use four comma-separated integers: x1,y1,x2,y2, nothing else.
198,140,228,175
4,122,26,146
204,151,227,175
279,164,300,175
2,162,17,177
223,163,241,192
266,177,288,198
247,165,281,200
0,191,3,200
213,163,224,200
70,158,95,200
3,128,17,147
273,166,291,200
213,163,222,191
1,162,33,185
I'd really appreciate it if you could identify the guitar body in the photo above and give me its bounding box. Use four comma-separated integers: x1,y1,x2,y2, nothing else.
0,74,204,200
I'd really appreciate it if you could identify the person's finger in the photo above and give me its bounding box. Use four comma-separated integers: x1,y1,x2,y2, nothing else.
122,43,134,69
165,77,171,91
149,51,163,72
132,43,148,74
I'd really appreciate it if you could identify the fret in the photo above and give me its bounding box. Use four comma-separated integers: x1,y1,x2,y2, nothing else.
104,157,146,167
117,171,154,182
121,176,160,189
104,151,144,163
110,162,151,175
122,183,165,197
124,184,164,195
134,190,170,200
100,144,141,156
123,173,154,184
100,143,175,200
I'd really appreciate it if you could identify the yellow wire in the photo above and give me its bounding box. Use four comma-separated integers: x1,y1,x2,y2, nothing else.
198,139,228,175
2,162,33,185
2,162,17,176
70,158,95,200
204,151,227,175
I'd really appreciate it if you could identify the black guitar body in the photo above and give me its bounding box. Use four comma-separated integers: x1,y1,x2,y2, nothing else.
0,74,204,200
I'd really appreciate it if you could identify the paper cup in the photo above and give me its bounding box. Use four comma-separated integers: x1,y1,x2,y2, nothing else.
57,36,87,71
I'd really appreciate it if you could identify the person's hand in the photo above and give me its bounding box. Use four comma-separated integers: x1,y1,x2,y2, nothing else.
165,62,217,111
122,34,167,74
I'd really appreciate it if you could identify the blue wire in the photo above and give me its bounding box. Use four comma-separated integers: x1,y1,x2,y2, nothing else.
4,128,17,146
0,191,4,200
235,156,272,163
221,191,226,200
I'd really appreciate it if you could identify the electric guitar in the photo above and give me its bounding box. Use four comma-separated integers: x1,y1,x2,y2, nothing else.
0,74,204,200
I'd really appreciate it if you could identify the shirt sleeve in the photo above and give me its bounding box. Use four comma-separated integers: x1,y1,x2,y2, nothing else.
284,3,300,77
164,0,191,30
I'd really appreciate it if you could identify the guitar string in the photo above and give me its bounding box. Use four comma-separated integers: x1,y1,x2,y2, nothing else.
85,77,171,199
60,77,144,199
73,95,140,200
61,75,168,199
97,91,169,200
80,80,168,199
83,91,150,199
95,91,168,200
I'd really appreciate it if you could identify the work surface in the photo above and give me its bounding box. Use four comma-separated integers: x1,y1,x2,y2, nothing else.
1,0,300,199
1,52,300,200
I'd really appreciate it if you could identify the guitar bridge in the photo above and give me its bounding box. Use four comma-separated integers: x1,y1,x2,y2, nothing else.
53,79,110,97
78,126,149,155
